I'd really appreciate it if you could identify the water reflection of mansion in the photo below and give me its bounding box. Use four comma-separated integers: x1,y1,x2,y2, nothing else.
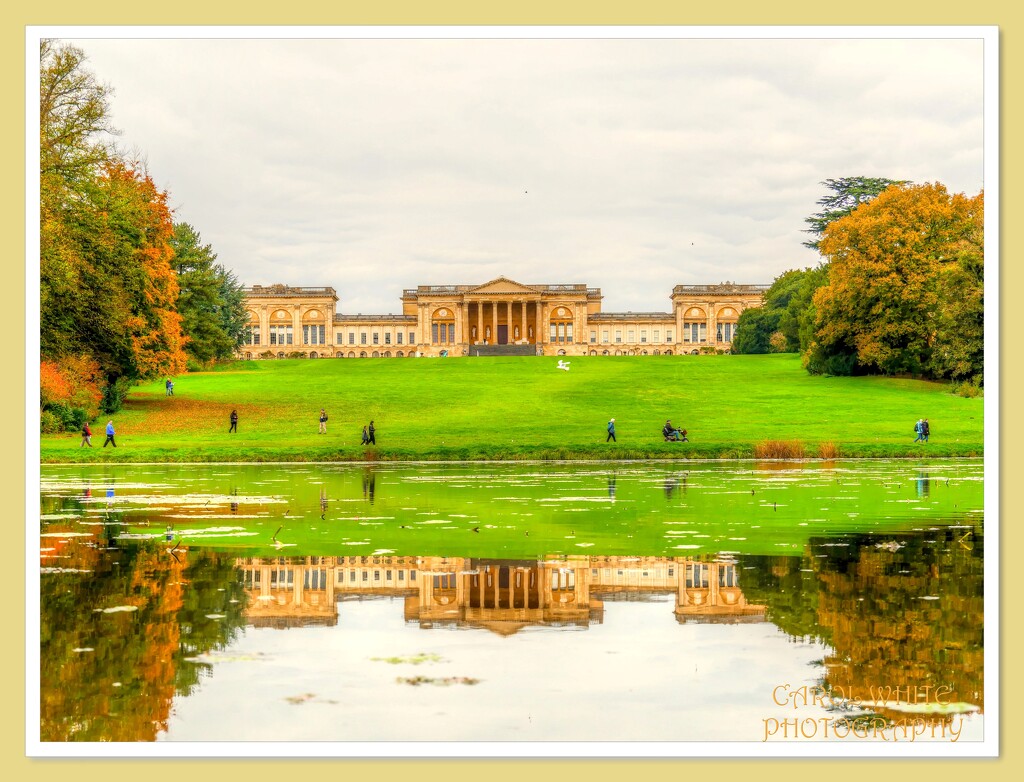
238,278,767,359
237,555,766,632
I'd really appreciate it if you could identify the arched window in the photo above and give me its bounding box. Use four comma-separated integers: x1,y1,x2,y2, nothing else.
548,308,573,344
682,307,707,345
431,307,456,345
269,309,293,348
301,309,326,346
244,312,261,346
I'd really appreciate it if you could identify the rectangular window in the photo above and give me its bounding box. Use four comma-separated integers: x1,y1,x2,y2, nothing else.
397,332,403,344
566,323,573,341
409,332,415,344
360,332,367,345
349,570,355,582
362,571,368,582
627,330,634,343
318,324,325,345
374,571,380,581
372,332,379,345
349,332,355,345
410,570,417,581
602,330,609,343
336,331,342,345
432,323,439,344
590,330,596,343
699,323,707,342
653,330,660,342
248,326,260,345
385,332,391,344
398,570,405,581
666,331,673,343
550,323,557,341
615,330,622,343
640,330,647,343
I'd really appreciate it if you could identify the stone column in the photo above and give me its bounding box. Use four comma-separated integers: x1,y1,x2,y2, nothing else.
454,303,463,346
521,300,527,343
491,300,497,345
259,305,270,349
536,301,543,347
705,302,714,347
476,301,483,345
292,305,302,350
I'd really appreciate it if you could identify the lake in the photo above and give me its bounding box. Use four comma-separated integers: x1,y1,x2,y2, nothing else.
37,460,985,751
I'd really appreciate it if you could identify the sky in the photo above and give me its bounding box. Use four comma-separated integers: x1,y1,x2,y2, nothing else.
59,32,986,315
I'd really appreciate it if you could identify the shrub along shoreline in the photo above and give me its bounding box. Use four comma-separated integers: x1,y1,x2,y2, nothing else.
40,441,982,464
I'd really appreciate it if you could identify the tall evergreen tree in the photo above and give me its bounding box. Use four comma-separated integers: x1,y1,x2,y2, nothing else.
171,223,248,365
802,176,908,250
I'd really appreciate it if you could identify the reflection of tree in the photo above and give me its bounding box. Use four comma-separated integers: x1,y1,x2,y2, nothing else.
39,545,247,741
172,551,248,697
813,528,984,718
742,528,984,720
735,555,826,642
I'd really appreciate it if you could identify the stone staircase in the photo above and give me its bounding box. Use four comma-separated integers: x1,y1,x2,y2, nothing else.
469,343,538,357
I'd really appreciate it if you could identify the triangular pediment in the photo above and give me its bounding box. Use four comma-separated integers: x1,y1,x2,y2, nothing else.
466,276,541,295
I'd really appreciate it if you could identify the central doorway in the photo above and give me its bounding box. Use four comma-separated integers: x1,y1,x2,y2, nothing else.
497,325,508,344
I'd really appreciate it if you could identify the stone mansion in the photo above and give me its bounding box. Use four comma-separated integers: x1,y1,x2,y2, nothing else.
239,276,767,359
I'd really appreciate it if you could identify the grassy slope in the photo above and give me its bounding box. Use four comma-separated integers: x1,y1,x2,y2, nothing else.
40,354,984,462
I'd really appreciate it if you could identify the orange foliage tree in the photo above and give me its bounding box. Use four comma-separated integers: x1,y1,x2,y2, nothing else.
807,182,984,380
39,41,187,429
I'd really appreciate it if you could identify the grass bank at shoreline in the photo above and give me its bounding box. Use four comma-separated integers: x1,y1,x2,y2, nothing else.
40,354,984,464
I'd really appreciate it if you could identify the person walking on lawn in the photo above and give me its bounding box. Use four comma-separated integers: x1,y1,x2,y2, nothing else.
102,420,116,447
229,409,238,433
606,417,616,442
319,408,328,434
367,420,376,445
80,421,92,447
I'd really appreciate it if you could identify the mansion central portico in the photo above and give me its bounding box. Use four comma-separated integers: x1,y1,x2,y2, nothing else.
240,276,767,359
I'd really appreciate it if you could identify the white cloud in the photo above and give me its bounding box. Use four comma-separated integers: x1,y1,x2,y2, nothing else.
64,33,985,313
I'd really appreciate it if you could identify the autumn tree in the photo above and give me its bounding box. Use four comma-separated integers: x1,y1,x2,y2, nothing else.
40,40,188,426
802,176,908,250
171,223,249,366
806,183,983,380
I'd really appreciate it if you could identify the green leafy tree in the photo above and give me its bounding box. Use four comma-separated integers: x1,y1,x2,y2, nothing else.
171,223,248,366
731,306,779,354
802,176,908,250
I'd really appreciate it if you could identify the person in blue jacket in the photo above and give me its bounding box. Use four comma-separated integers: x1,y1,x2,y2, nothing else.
103,420,116,447
606,417,616,442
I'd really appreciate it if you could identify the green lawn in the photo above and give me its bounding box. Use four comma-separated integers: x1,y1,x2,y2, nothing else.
40,354,984,463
